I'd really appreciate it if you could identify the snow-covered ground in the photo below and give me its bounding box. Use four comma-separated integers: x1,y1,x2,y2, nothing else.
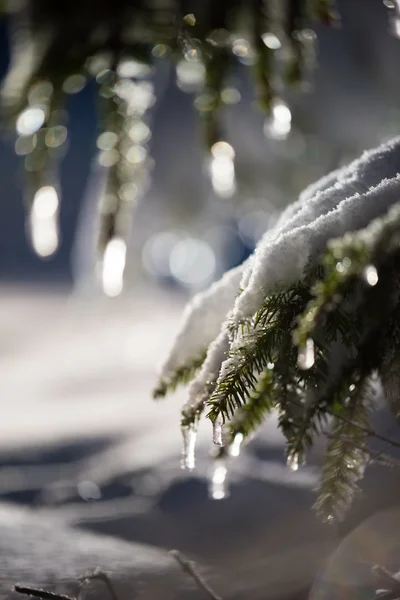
0,284,399,599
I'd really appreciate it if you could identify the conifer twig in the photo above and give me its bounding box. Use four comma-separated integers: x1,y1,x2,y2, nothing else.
170,550,223,600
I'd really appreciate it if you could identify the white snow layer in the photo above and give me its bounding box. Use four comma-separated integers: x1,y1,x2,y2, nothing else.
234,136,400,321
161,136,400,404
157,260,249,383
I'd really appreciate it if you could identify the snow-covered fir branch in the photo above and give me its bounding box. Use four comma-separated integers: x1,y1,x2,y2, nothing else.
156,136,400,522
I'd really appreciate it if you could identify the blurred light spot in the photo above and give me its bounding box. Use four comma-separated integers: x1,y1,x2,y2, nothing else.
126,145,147,164
152,44,169,58
230,432,243,457
86,54,111,76
264,99,292,140
102,238,127,297
142,231,181,277
211,463,227,500
62,74,86,94
129,121,151,144
32,186,58,219
77,480,101,501
117,59,151,78
364,265,379,286
97,131,118,151
170,238,216,287
210,142,236,198
221,87,241,104
24,151,46,172
96,69,115,88
232,38,251,58
211,141,235,159
124,82,155,113
15,134,37,156
119,182,138,203
45,125,68,148
194,92,218,112
30,186,59,257
207,28,231,47
17,107,45,136
183,13,196,26
185,48,199,61
100,193,118,215
176,59,205,91
99,149,119,168
28,81,53,105
262,32,282,50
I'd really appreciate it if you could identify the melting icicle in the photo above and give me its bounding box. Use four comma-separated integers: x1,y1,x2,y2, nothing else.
181,425,197,470
213,415,224,446
297,338,315,370
287,452,299,472
210,459,228,500
363,264,378,286
229,432,244,457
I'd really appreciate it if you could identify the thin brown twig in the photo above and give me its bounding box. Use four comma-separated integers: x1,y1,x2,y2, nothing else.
170,550,223,600
14,586,75,600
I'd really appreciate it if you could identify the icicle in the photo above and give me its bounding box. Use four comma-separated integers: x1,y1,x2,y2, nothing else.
286,452,299,471
181,425,197,470
212,415,224,446
297,338,315,370
229,432,244,457
363,264,379,286
209,458,228,500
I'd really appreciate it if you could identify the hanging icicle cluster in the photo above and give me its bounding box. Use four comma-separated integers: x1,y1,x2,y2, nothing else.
155,137,400,523
0,0,341,292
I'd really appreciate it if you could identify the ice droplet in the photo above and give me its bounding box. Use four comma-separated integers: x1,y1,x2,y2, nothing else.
287,452,299,471
229,432,244,457
297,338,315,370
210,459,228,500
213,415,224,446
181,425,197,470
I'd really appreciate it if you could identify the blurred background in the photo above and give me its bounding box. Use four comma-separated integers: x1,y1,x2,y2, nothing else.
1,1,400,598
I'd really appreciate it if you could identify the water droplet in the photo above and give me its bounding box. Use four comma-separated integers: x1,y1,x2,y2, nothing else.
363,264,378,286
287,452,299,472
213,416,224,446
210,459,228,500
181,425,197,470
229,432,244,457
297,338,315,370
